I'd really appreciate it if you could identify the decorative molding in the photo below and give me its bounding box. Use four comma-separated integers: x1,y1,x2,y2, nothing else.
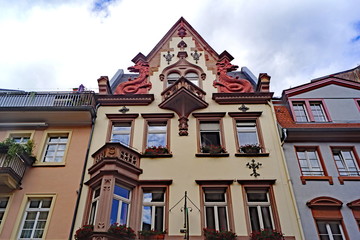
307,196,343,208
177,40,187,49
141,113,175,119
195,179,234,185
228,112,262,118
106,113,139,120
96,94,154,106
163,51,175,64
192,112,226,118
191,50,202,64
212,92,274,104
139,179,173,185
237,179,276,185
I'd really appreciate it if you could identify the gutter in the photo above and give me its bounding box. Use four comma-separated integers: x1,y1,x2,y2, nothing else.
68,103,99,240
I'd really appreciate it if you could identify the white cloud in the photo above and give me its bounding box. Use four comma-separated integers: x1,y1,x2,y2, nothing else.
0,0,359,96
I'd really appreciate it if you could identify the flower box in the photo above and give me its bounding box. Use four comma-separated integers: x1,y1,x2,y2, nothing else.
250,229,285,240
144,146,170,155
240,144,262,154
138,230,166,240
201,145,226,154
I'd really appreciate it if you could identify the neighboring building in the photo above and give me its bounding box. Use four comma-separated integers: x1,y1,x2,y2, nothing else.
274,74,360,239
73,18,303,239
0,90,95,239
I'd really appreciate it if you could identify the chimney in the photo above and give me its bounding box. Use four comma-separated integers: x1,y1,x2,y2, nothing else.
257,73,271,92
97,76,111,95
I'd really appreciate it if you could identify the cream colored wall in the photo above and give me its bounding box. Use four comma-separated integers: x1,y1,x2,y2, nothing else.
0,126,91,240
75,35,303,239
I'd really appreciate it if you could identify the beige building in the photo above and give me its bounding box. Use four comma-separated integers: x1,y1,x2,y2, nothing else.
0,90,95,239
74,18,303,239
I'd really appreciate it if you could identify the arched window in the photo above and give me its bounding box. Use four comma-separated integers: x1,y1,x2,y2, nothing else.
185,72,199,86
167,72,180,87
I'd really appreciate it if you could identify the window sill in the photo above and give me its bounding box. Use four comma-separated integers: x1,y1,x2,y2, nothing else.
195,153,230,157
235,153,269,157
300,176,333,185
33,162,66,167
338,176,360,184
141,154,173,158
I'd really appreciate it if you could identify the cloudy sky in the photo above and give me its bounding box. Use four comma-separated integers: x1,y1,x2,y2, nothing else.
0,0,359,96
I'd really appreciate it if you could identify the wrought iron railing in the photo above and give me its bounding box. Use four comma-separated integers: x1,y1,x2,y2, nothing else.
0,91,95,108
0,153,27,183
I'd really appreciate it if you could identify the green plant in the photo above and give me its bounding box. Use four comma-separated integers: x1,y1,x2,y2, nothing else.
138,229,166,237
0,138,34,158
144,146,169,155
201,145,226,154
240,144,262,153
74,224,93,240
250,229,285,240
203,228,237,240
108,223,136,240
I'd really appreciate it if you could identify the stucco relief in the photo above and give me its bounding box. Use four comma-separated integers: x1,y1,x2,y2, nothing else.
213,58,254,93
114,60,151,94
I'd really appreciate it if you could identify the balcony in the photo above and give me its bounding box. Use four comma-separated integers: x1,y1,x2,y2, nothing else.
0,91,96,125
0,153,34,192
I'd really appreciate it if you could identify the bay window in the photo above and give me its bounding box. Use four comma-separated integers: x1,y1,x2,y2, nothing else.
110,185,131,225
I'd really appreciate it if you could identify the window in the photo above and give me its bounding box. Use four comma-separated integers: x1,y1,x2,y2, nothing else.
110,185,131,225
347,199,360,231
11,135,30,144
332,148,360,176
185,72,199,86
88,188,100,225
317,221,345,240
204,188,229,231
147,122,167,147
0,197,9,225
296,148,324,176
167,72,180,87
310,102,327,122
141,190,165,231
236,121,259,146
200,121,221,149
246,189,274,231
42,134,68,162
111,122,131,146
291,100,330,122
293,102,309,122
18,198,52,239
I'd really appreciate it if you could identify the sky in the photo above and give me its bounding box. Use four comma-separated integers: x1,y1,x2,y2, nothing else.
0,0,359,97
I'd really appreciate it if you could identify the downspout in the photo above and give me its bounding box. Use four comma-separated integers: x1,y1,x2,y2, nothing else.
268,101,305,240
68,103,99,240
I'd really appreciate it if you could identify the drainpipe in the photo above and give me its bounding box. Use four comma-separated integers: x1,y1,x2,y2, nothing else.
68,103,99,240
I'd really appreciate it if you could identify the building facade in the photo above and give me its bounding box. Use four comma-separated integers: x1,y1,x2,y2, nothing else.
73,18,303,239
0,91,95,239
274,74,360,239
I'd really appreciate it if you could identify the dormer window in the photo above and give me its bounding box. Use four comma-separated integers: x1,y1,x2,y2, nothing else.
167,72,180,87
290,99,330,123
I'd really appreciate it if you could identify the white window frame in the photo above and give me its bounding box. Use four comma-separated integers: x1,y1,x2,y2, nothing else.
317,221,346,240
141,190,165,231
110,122,131,146
296,149,324,176
110,185,131,226
292,102,309,122
236,121,259,146
88,187,100,225
0,197,9,225
42,134,69,163
167,72,181,87
246,189,275,231
11,135,31,144
185,72,199,86
333,149,360,176
203,188,229,231
18,198,52,239
310,102,327,122
199,121,222,149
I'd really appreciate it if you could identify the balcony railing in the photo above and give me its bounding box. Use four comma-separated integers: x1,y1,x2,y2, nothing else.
0,91,95,108
0,153,32,191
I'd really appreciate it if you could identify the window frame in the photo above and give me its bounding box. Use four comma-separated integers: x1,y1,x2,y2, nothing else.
193,112,226,154
12,194,56,240
354,99,360,112
196,180,234,233
141,113,174,153
0,195,11,233
141,188,166,232
307,196,349,240
229,112,265,154
295,146,333,184
110,184,132,226
106,114,139,148
316,220,346,240
238,180,281,234
289,99,331,123
330,146,360,184
6,131,35,144
35,131,72,166
88,187,100,225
